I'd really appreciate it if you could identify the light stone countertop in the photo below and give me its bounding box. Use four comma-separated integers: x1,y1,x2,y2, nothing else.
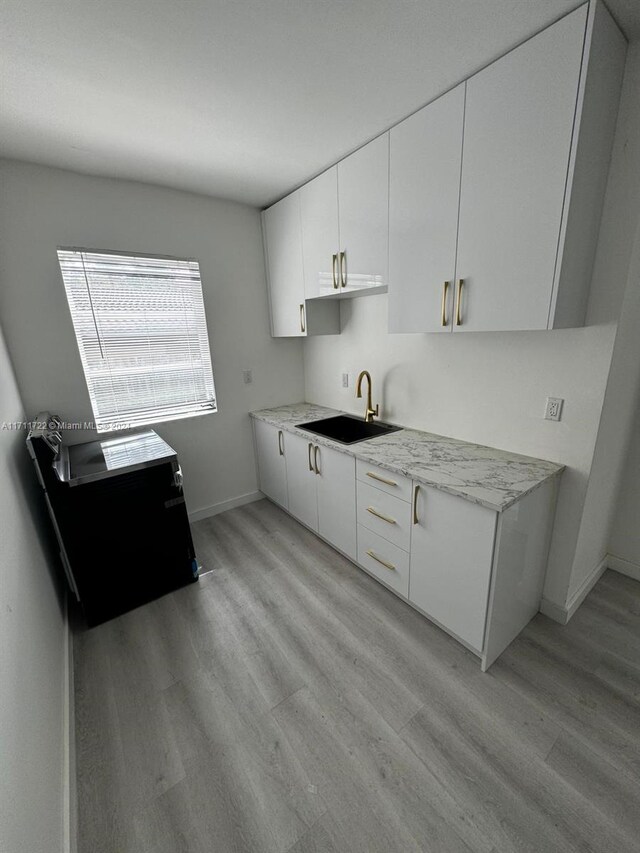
250,402,564,513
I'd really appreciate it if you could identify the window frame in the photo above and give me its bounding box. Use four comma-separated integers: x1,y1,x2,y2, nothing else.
57,246,218,433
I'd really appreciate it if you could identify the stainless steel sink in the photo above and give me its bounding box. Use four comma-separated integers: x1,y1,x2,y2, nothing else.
298,414,401,445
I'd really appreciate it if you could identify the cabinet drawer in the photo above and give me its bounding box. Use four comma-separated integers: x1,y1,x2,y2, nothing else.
357,525,409,598
356,459,411,501
357,481,411,551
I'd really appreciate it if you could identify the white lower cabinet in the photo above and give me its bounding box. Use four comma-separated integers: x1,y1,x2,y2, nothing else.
264,427,357,561
315,443,357,561
357,525,410,598
286,433,318,530
253,418,556,669
409,484,497,652
253,418,288,509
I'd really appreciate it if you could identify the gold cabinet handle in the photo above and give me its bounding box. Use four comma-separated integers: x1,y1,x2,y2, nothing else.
366,471,397,487
332,253,339,289
455,279,464,326
441,280,450,327
339,251,347,287
366,549,396,571
308,442,314,472
299,303,306,333
366,506,397,525
314,445,320,475
278,430,284,456
412,484,420,525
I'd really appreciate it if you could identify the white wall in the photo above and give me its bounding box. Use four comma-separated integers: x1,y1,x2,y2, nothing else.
303,40,640,614
0,322,67,853
563,42,640,599
609,392,640,572
0,160,305,517
569,216,640,596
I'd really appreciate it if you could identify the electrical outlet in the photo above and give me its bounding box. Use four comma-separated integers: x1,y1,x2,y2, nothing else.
544,397,563,421
341,372,349,389
243,369,253,385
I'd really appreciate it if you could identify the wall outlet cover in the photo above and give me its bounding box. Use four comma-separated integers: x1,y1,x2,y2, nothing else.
544,397,564,421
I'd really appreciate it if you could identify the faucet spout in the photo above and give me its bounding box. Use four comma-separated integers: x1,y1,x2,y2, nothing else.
356,370,379,423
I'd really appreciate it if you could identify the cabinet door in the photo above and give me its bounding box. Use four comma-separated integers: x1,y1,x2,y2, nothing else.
389,84,464,333
337,133,389,292
254,420,288,509
454,5,587,332
262,191,306,337
285,432,318,532
300,167,340,298
316,443,356,560
409,485,497,651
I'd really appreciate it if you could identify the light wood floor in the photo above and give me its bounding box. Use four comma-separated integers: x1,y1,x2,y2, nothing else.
74,498,640,853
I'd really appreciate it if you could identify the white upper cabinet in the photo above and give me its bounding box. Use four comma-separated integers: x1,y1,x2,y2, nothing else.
299,135,390,299
337,133,389,294
263,190,340,338
454,1,626,332
388,84,465,333
300,166,340,298
454,5,587,333
262,191,306,337
264,1,625,337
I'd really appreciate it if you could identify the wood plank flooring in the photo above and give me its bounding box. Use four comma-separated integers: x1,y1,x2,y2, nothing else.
73,498,640,853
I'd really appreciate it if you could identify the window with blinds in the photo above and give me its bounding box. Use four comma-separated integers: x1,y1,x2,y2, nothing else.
57,248,217,433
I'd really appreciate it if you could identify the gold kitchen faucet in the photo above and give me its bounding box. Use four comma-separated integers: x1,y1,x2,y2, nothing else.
356,370,379,423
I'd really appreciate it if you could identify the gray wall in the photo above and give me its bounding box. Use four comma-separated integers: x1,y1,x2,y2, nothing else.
0,160,305,517
0,321,67,853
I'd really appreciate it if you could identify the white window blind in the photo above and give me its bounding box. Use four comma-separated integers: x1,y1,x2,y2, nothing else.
57,248,217,433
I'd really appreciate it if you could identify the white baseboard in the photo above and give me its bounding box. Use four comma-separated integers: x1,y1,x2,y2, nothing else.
539,596,569,625
540,555,608,625
607,553,640,581
188,490,263,523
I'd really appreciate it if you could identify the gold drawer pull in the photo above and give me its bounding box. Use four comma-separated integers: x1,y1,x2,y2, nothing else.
455,279,464,326
339,250,347,287
366,471,397,487
366,550,396,571
441,280,450,327
412,484,420,525
366,506,396,525
332,253,339,289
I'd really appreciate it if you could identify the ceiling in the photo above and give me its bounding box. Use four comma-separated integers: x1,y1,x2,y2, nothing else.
1,1,638,208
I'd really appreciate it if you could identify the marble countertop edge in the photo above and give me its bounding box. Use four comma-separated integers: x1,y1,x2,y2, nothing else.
249,403,564,513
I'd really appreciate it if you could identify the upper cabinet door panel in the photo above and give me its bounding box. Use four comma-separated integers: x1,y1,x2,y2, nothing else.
300,167,340,299
388,83,465,334
454,4,588,333
337,133,389,292
263,192,306,337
